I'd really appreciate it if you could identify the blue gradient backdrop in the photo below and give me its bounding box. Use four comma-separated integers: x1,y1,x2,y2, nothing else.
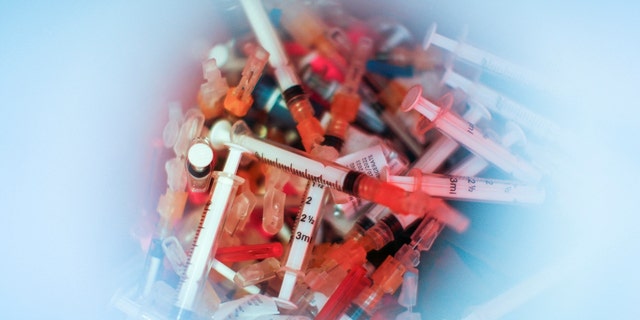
1,1,638,319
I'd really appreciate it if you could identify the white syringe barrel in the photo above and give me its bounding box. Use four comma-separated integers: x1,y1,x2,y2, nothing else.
385,173,546,204
228,121,348,190
279,182,326,300
239,0,300,90
401,85,541,183
425,22,546,91
448,121,526,177
444,70,562,142
173,171,244,318
413,100,491,173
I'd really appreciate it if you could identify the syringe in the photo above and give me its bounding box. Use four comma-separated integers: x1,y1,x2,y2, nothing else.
393,218,445,320
414,100,491,173
340,255,406,320
383,170,546,204
239,0,325,151
443,69,564,143
173,127,247,319
361,75,425,158
279,180,329,300
162,236,261,295
209,120,433,217
423,22,548,92
401,85,541,183
281,39,373,300
342,136,474,241
139,108,202,299
448,121,526,177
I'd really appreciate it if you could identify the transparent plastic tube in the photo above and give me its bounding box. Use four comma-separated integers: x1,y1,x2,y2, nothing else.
186,138,215,205
223,182,256,236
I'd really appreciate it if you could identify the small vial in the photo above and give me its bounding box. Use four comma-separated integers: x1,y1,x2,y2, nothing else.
343,215,376,242
186,138,215,204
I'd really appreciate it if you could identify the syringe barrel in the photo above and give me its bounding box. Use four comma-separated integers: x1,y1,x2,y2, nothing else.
401,85,542,182
348,172,432,216
173,172,244,318
228,120,432,215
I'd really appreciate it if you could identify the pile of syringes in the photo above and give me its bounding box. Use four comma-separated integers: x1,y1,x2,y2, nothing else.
111,1,565,319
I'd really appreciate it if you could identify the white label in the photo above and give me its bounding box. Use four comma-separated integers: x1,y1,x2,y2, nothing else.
213,294,280,320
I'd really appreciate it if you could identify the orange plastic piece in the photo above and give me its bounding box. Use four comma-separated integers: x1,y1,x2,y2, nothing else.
355,174,433,216
287,96,324,151
224,45,269,118
378,80,408,113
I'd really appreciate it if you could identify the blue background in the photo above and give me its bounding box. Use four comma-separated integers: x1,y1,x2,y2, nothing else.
1,1,638,319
